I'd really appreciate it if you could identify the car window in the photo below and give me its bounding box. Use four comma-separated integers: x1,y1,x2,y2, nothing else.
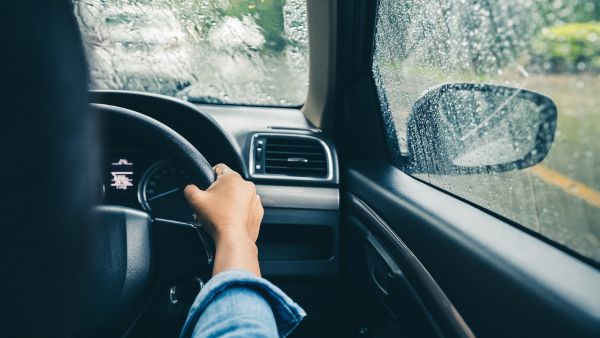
74,0,308,106
373,0,600,263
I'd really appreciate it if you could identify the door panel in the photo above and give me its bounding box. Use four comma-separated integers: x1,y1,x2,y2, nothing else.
341,161,600,338
344,195,474,338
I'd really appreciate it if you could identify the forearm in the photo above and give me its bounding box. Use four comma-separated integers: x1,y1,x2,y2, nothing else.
212,234,261,277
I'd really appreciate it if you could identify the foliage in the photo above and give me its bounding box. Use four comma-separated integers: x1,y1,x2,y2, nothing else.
220,0,287,53
532,22,600,72
536,0,600,25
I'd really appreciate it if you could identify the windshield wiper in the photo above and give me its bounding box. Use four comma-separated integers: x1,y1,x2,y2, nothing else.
184,95,225,105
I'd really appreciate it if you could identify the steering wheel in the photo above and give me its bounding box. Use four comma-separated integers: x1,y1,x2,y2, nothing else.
81,104,216,335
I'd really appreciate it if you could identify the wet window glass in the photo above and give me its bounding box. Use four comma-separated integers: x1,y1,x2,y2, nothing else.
74,0,308,106
373,0,600,263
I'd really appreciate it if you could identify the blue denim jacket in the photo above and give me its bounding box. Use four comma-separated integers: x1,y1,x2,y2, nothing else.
180,270,306,338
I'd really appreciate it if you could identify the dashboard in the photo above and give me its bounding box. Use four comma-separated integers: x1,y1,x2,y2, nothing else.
92,90,340,277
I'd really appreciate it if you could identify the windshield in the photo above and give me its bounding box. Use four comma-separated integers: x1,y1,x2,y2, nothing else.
74,0,309,106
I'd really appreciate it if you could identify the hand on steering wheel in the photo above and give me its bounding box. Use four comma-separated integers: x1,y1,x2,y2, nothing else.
185,163,264,277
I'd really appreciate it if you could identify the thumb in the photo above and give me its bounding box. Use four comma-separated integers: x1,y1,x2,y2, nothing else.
214,163,233,178
184,184,208,211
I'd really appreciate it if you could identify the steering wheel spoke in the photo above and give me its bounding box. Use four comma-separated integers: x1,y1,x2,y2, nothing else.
153,218,213,285
82,206,153,333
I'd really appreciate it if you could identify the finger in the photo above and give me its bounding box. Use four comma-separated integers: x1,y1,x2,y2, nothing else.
184,184,201,198
255,208,264,242
250,190,260,206
256,197,264,222
184,184,207,208
250,195,263,241
213,163,233,178
246,181,257,195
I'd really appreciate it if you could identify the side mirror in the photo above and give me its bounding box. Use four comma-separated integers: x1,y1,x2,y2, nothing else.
406,83,557,175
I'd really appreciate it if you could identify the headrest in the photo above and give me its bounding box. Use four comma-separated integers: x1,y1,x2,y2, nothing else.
0,1,98,336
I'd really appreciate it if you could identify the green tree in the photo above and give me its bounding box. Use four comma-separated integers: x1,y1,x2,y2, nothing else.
220,0,287,53
536,0,600,24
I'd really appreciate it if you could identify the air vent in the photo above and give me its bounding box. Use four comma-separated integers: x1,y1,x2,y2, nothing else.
251,134,330,180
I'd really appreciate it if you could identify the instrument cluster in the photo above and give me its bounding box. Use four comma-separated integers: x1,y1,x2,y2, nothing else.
103,151,193,221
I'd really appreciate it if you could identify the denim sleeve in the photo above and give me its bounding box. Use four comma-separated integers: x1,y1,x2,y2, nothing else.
180,270,306,338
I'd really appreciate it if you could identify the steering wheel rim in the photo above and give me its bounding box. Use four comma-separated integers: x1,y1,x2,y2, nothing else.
79,104,216,335
94,103,216,189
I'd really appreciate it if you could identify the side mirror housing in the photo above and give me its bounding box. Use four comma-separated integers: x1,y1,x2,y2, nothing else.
405,83,557,175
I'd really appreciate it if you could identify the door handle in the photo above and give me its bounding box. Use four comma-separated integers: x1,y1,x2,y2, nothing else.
364,235,404,299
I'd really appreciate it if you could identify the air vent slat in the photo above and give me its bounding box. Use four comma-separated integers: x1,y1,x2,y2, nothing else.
265,160,325,169
265,165,326,171
267,144,321,149
265,165,326,170
265,159,326,163
252,135,330,179
265,150,324,156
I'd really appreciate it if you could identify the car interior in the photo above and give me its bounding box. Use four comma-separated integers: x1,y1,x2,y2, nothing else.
3,1,600,338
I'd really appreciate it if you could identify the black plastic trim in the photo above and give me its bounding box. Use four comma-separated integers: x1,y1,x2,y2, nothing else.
259,207,339,277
